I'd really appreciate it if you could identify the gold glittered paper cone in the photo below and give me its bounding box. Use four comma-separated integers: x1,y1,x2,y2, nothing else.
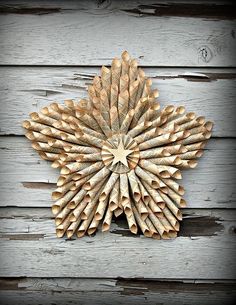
23,51,213,239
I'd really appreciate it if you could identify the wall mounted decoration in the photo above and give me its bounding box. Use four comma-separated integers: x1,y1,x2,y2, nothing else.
23,51,213,239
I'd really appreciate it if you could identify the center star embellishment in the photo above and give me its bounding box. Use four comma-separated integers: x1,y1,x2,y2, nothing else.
106,138,133,167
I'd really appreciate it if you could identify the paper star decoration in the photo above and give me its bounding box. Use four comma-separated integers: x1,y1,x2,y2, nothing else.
23,51,213,239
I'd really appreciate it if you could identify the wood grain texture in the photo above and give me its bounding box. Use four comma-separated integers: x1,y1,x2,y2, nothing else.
0,137,235,208
0,67,235,136
0,208,235,278
0,278,235,305
0,1,235,66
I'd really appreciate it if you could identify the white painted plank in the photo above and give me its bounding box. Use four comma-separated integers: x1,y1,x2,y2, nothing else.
0,3,235,66
0,137,235,208
0,67,235,136
0,208,235,278
0,278,235,305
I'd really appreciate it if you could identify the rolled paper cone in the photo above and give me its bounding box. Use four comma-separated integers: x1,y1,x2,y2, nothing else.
121,51,130,76
41,127,63,140
101,66,111,94
119,74,129,92
41,106,62,120
48,138,69,149
32,142,62,154
70,198,88,222
166,188,186,208
83,167,111,191
166,112,196,127
88,85,97,102
102,207,113,232
71,173,94,189
78,125,106,140
93,75,102,95
51,159,66,169
77,112,103,132
52,181,75,200
129,58,138,83
99,172,119,201
161,178,185,196
172,130,191,142
114,204,123,217
178,150,203,160
100,89,110,122
110,106,120,132
132,205,152,237
68,188,87,209
76,152,102,162
88,217,100,235
110,84,119,108
188,126,206,136
124,200,132,218
161,122,180,133
139,146,170,159
67,216,82,238
134,199,148,220
56,212,73,238
148,156,182,166
137,103,160,124
135,68,145,100
76,131,104,148
30,112,57,126
39,151,59,161
179,131,211,145
158,214,175,233
145,218,160,239
178,116,205,131
82,176,106,204
77,208,96,238
22,120,48,132
125,211,138,234
72,161,104,179
164,106,185,123
178,159,198,169
109,180,120,211
63,143,100,154
95,196,109,220
55,205,71,226
127,170,141,202
141,78,152,98
163,144,187,155
128,121,152,138
134,127,161,145
119,173,129,206
120,109,135,134
92,109,112,138
159,192,182,220
185,141,206,151
136,178,150,204
26,131,51,143
146,207,168,239
61,161,94,175
130,98,148,128
118,90,129,125
138,132,174,151
60,153,79,162
135,165,159,189
162,207,180,231
60,131,86,146
50,102,74,115
148,198,163,215
141,180,165,209
148,89,159,103
57,173,76,187
150,114,167,129
129,79,139,109
111,58,121,87
52,189,79,215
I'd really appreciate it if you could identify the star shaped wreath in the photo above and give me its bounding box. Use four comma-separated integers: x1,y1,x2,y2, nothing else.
23,51,213,239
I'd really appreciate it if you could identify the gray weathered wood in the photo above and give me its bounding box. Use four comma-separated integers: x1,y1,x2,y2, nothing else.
0,1,235,66
0,278,235,305
0,67,235,136
0,137,235,208
0,208,235,278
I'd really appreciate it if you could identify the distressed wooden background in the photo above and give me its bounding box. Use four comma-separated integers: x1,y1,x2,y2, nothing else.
0,0,236,304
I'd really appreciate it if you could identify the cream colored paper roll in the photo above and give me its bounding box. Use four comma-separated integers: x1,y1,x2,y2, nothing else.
136,178,150,204
178,116,205,131
161,178,185,196
134,126,158,144
77,112,102,132
121,51,130,76
159,192,182,220
83,167,111,191
52,189,79,215
110,106,120,132
114,204,123,218
148,156,182,166
70,198,88,222
83,179,106,204
102,207,113,232
93,109,112,138
101,66,111,94
162,144,187,155
146,207,168,239
59,153,80,162
119,173,129,207
134,199,148,220
30,112,57,126
145,218,160,239
141,79,152,98
76,131,104,148
32,142,62,154
120,109,135,134
109,180,120,211
185,141,206,151
178,159,198,169
52,181,75,200
71,161,104,178
57,173,75,187
99,172,119,201
137,103,160,124
130,98,148,128
50,102,73,115
148,198,162,215
71,173,94,189
138,132,175,151
60,131,86,145
51,159,66,169
119,74,129,92
39,152,59,161
129,79,139,109
178,150,203,160
127,170,141,202
88,217,100,235
135,165,159,189
139,146,169,159
63,143,100,154
111,58,121,87
93,75,102,96
179,131,211,145
129,58,138,83
132,205,152,237
141,180,165,209
55,205,71,226
79,125,106,140
128,121,152,138
76,152,102,162
68,188,87,209
53,120,75,134
164,106,185,123
77,208,96,238
41,106,62,120
162,207,180,231
56,212,73,238
118,90,129,125
95,196,109,220
67,216,82,238
110,84,119,108
22,120,48,132
61,161,94,175
125,210,138,234
26,131,51,143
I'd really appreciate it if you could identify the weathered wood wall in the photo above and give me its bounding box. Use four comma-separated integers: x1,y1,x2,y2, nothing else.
0,1,235,304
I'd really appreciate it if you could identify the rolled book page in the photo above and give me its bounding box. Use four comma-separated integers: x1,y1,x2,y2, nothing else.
56,212,73,238
110,106,120,132
162,207,180,231
125,210,138,234
136,177,150,204
102,207,113,232
101,66,111,94
119,173,130,207
148,198,163,215
129,79,139,110
129,58,138,83
32,142,62,154
148,156,182,166
22,120,48,132
146,207,168,239
77,208,96,238
77,112,102,132
50,102,73,115
52,181,75,200
52,189,79,215
178,150,203,160
145,218,160,239
100,89,110,124
139,146,169,159
178,131,211,146
53,120,75,134
30,112,57,126
114,204,123,218
109,180,120,211
132,205,152,237
92,109,112,138
120,109,135,134
39,152,59,161
121,51,130,76
63,143,100,154
93,75,102,96
130,98,148,128
118,90,129,125
76,152,102,162
68,188,87,209
87,217,100,235
84,178,107,204
41,106,62,120
141,180,165,209
164,106,185,123
79,125,106,140
134,199,148,220
59,153,79,162
95,196,110,221
137,103,160,124
162,144,187,155
161,178,185,196
138,132,175,151
177,159,198,169
71,173,95,190
66,161,104,178
99,172,119,201
141,79,152,98
111,58,122,87
61,161,94,175
83,167,111,191
51,159,66,169
159,192,182,220
128,121,152,138
76,131,104,148
57,173,76,187
135,165,159,189
55,205,71,226
110,84,119,108
134,126,158,144
67,216,82,238
70,198,88,222
127,170,141,202
178,116,205,131
26,131,52,143
119,74,129,92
